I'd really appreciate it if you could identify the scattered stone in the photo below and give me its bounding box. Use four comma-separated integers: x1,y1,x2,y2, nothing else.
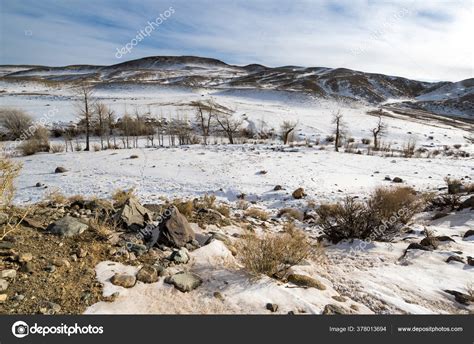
76,247,88,258
18,252,33,263
54,166,68,173
136,265,159,284
292,188,306,199
47,216,88,237
463,230,474,239
448,182,462,195
114,198,154,230
0,279,8,292
436,236,455,242
444,290,473,305
20,262,35,273
204,232,231,246
169,248,190,264
128,243,147,256
273,185,283,191
287,274,326,290
213,291,225,301
266,303,279,312
156,206,196,248
0,269,16,279
39,301,61,314
322,304,349,315
12,294,25,301
384,176,391,181
35,182,43,187
332,295,347,302
165,272,202,292
45,265,56,273
129,155,139,159
467,256,474,266
110,273,136,288
0,294,7,303
446,255,465,264
459,196,474,210
392,177,403,183
405,243,432,253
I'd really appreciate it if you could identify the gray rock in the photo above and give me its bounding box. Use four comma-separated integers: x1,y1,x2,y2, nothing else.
128,243,147,256
47,216,88,237
292,187,306,199
0,269,16,279
136,265,159,283
463,230,474,239
205,232,231,246
169,248,190,264
266,303,279,312
110,273,136,288
158,206,195,248
39,301,61,314
0,279,8,292
54,166,68,173
322,304,349,315
165,272,202,292
446,255,465,264
459,196,474,210
114,198,154,229
18,252,33,263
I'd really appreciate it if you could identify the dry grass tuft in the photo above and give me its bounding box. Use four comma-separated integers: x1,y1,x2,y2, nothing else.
244,208,269,221
237,224,315,278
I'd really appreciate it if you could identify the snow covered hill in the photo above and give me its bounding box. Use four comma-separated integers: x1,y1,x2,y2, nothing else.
1,56,472,118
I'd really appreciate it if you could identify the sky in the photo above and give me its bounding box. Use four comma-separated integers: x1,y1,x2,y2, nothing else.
0,0,473,81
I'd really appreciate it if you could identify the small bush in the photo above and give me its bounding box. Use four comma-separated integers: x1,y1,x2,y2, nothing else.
402,139,416,158
19,126,50,156
245,208,269,221
93,144,101,152
0,108,33,140
430,194,461,210
361,138,371,145
0,156,22,211
317,187,423,243
325,135,335,143
237,224,313,278
44,189,68,205
277,208,304,221
111,188,136,206
172,199,194,218
50,144,65,153
216,204,230,217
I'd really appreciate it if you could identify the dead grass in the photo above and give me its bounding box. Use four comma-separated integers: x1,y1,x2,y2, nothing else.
277,208,304,221
111,188,136,206
317,186,423,243
0,156,22,211
237,224,314,278
244,208,269,221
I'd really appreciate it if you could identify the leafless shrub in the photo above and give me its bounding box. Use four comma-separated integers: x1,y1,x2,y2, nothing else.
245,208,269,221
402,139,416,158
237,224,314,278
49,143,65,153
317,187,422,243
19,126,50,156
0,108,33,140
111,188,136,206
0,156,22,211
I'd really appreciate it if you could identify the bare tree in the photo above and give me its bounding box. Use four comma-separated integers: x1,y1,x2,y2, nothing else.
106,108,116,148
280,120,297,145
75,83,94,151
214,110,242,144
94,102,108,149
371,115,386,150
192,100,214,145
332,111,345,152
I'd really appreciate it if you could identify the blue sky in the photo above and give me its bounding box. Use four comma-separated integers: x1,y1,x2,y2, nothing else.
0,0,472,81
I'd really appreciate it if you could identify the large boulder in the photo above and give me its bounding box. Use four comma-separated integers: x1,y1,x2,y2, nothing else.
459,196,474,210
47,216,88,237
158,206,195,248
165,272,202,292
114,198,154,230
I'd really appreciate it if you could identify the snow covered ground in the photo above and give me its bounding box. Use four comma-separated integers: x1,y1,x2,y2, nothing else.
1,79,473,315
